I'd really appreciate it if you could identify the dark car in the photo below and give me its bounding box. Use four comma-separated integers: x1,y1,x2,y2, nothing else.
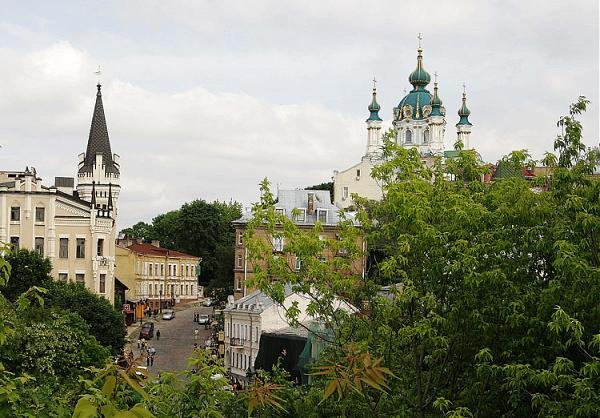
139,322,154,340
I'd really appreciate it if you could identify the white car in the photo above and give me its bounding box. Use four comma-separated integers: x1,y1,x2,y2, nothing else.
162,309,175,320
203,298,213,307
198,314,210,325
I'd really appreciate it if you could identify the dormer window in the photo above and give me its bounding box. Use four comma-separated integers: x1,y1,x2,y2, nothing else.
293,208,306,222
423,129,430,144
405,130,413,144
317,209,327,223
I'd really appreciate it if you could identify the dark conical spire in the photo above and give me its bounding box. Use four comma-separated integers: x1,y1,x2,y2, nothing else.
79,84,118,174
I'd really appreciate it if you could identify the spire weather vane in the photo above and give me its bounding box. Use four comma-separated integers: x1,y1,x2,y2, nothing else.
434,71,438,83
418,33,423,48
372,77,377,90
462,82,466,95
94,65,102,85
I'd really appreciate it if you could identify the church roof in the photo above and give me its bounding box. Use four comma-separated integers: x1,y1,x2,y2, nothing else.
79,84,119,174
367,85,382,122
457,91,472,126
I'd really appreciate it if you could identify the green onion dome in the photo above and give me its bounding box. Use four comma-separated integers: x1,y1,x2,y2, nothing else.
430,81,443,116
408,48,431,88
367,86,382,121
457,92,472,125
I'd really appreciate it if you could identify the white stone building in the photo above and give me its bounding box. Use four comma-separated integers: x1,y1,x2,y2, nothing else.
0,83,121,304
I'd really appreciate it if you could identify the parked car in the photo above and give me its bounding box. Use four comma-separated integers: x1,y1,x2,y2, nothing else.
198,314,210,325
203,298,213,307
162,309,175,320
139,322,154,340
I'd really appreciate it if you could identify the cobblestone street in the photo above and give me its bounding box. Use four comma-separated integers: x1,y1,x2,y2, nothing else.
128,304,214,375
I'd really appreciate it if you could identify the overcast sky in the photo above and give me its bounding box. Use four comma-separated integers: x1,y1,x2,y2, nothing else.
1,1,598,229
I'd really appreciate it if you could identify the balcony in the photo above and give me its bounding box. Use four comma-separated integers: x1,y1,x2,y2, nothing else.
230,337,243,347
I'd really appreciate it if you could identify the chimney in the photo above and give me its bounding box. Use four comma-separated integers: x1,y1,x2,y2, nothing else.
307,192,315,215
151,240,160,248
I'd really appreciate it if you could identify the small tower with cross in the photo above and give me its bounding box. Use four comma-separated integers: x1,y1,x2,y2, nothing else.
456,82,473,150
365,77,383,158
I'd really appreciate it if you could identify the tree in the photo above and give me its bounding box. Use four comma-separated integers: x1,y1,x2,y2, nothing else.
119,221,153,241
44,281,126,355
0,249,53,302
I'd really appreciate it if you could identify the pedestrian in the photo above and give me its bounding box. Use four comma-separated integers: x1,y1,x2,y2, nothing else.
146,353,150,367
141,339,146,350
137,339,141,349
194,329,199,340
149,346,156,366
156,329,161,340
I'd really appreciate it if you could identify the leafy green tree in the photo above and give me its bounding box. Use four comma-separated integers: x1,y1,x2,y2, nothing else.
44,281,126,355
120,221,153,241
0,249,53,302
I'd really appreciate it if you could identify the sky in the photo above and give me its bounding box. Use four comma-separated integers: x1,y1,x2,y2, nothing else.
1,0,598,229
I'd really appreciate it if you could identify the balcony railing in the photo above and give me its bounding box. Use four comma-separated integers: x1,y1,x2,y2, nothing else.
230,337,243,347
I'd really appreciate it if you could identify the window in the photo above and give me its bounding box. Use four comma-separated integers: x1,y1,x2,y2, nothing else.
76,238,85,258
10,237,19,251
356,169,361,178
275,208,285,216
272,236,284,252
99,274,106,293
317,209,327,223
154,284,158,295
238,232,243,245
58,273,68,282
294,208,306,222
185,284,189,295
295,257,302,271
160,284,163,294
342,186,349,200
236,277,242,291
34,237,44,255
173,265,177,276
405,130,413,144
155,263,159,277
160,264,164,276
180,284,183,294
76,273,85,284
190,284,194,295
97,238,104,256
59,238,69,258
35,207,45,222
237,254,243,268
423,129,430,144
149,284,153,296
10,206,20,221
149,263,153,276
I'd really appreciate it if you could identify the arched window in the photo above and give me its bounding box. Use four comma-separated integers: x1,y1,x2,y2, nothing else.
405,130,412,144
423,129,430,144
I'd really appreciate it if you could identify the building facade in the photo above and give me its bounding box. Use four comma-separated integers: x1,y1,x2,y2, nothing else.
115,239,201,309
334,43,474,209
0,84,120,303
232,189,365,300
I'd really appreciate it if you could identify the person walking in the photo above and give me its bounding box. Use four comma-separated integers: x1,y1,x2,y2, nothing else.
156,329,161,340
194,329,199,340
149,346,156,366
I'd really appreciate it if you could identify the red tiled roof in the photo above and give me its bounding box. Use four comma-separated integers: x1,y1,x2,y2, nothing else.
127,243,198,259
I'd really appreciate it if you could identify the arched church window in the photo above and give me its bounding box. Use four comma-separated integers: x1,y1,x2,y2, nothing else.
405,130,412,144
423,129,430,144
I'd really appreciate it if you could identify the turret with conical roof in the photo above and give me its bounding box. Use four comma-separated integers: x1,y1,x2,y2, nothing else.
79,84,119,175
367,82,382,122
408,47,432,89
77,83,121,218
457,89,472,126
430,75,444,117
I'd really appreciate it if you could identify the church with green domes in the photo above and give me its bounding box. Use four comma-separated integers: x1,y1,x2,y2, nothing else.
333,42,473,209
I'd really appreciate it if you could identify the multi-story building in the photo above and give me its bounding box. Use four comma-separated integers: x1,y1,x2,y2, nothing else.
115,238,201,310
0,83,121,303
334,43,474,209
232,189,365,300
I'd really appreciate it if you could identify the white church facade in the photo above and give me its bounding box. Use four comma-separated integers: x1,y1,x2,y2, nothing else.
334,44,473,209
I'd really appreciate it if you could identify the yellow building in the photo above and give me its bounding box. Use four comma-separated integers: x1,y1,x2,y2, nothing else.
0,83,121,304
115,239,201,310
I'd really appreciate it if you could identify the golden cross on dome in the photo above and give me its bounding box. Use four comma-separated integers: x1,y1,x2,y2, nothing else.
372,77,377,90
462,82,466,95
434,71,438,83
417,33,423,48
